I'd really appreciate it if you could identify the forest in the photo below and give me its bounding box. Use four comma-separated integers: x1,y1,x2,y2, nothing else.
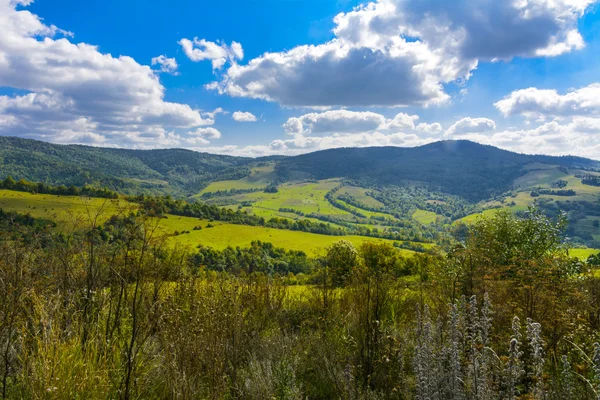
1,204,600,399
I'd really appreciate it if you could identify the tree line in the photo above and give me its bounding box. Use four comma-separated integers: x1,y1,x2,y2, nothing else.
1,175,118,198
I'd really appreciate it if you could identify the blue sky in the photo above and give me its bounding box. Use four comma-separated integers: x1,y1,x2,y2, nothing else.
1,0,600,158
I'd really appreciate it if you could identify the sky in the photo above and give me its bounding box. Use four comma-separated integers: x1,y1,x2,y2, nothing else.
1,0,600,159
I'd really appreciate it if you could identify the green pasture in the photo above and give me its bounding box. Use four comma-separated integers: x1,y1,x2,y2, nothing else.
412,209,440,224
0,189,133,228
158,215,417,257
569,248,600,260
212,179,356,221
0,189,421,257
336,186,384,209
514,164,569,188
197,163,277,194
335,198,399,221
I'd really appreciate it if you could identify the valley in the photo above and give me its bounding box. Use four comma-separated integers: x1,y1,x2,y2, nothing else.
1,137,600,257
2,137,600,399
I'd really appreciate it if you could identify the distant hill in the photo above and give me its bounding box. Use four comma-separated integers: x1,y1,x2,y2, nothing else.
1,137,599,200
276,141,600,201
0,136,257,195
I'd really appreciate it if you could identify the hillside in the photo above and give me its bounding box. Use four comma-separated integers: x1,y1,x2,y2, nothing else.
276,141,600,201
0,136,256,195
1,137,599,201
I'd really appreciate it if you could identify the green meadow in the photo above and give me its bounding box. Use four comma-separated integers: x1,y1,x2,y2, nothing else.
336,185,385,209
3,160,599,259
198,163,277,194
412,209,440,224
0,189,419,256
202,179,356,220
200,179,412,227
161,216,416,256
0,189,134,228
569,247,600,260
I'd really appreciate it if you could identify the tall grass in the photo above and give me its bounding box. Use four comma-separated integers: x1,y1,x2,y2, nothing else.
1,212,600,399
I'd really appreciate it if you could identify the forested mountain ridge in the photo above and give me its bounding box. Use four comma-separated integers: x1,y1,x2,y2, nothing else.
276,141,600,201
1,136,599,200
0,136,259,195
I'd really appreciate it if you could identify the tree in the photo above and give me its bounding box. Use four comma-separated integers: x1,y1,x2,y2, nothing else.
325,240,358,287
588,253,600,267
1,176,15,189
447,208,577,347
352,242,399,388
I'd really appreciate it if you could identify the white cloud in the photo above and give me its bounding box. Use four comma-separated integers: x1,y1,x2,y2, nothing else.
0,0,218,148
447,118,600,160
282,110,425,135
283,110,388,135
416,122,443,136
178,37,243,70
186,119,600,158
446,117,496,136
495,83,600,119
382,112,420,130
209,39,454,107
232,111,257,122
208,0,595,107
201,107,227,121
190,127,222,139
186,114,600,159
151,55,179,74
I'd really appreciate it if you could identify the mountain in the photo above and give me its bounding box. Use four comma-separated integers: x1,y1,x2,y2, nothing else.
1,137,599,200
0,136,258,195
277,141,600,201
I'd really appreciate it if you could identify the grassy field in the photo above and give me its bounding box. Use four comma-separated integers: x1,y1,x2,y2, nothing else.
0,189,420,257
335,198,399,222
412,209,440,224
458,171,600,225
0,189,134,228
201,180,407,232
161,216,416,256
514,164,569,188
336,186,384,209
197,163,277,194
204,179,356,221
569,248,600,260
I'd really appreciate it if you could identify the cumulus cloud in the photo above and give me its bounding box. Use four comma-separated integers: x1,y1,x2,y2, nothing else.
207,0,595,107
282,110,427,136
383,112,420,130
416,122,443,136
495,83,600,119
451,119,600,160
190,127,222,139
446,117,497,136
178,37,243,70
203,116,600,158
248,109,448,156
232,111,257,122
0,0,220,148
151,55,179,74
201,107,227,121
283,110,388,135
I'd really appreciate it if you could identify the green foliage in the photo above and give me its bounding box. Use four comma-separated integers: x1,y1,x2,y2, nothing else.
1,175,118,198
1,209,600,398
264,184,279,193
192,240,313,275
581,174,600,187
276,141,600,201
469,207,567,264
325,240,359,286
0,136,257,196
